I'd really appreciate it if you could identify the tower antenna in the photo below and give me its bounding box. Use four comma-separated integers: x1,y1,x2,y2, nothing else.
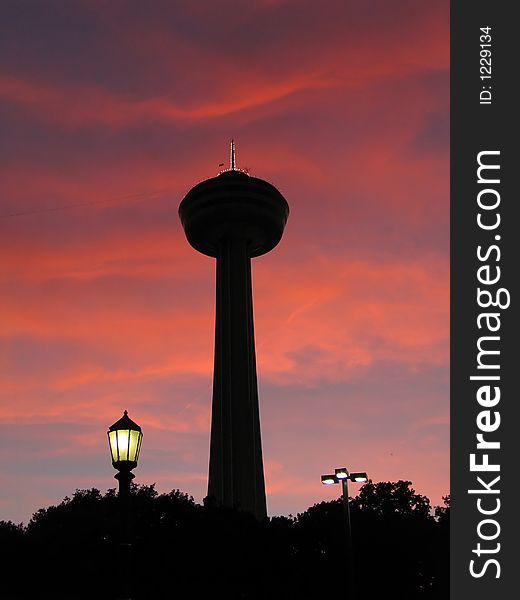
230,139,236,171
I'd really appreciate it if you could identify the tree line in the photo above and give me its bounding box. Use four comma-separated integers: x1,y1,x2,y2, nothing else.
0,480,449,599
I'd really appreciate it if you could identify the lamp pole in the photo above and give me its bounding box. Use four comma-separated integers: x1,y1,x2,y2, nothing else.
340,476,353,574
321,467,368,594
114,467,135,559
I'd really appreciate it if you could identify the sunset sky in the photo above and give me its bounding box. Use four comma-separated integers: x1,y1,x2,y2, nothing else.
0,0,449,524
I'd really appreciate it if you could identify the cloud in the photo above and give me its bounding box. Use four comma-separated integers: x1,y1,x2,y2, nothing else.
0,0,449,523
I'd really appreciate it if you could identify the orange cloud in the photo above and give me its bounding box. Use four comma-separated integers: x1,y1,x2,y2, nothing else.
0,0,449,524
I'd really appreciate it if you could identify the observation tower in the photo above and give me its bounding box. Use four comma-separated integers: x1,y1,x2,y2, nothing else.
179,141,289,519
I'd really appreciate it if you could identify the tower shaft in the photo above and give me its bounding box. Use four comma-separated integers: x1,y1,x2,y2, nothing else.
208,237,266,519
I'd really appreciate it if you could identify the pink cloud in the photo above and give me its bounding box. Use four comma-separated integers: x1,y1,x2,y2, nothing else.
0,0,449,524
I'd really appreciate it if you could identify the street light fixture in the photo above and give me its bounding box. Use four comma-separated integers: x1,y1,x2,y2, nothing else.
350,472,369,483
321,465,368,593
108,410,143,497
335,467,349,480
321,474,337,485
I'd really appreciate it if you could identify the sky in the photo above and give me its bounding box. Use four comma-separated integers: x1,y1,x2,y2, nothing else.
0,0,449,524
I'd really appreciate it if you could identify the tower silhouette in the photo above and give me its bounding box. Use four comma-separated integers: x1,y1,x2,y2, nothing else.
179,142,289,519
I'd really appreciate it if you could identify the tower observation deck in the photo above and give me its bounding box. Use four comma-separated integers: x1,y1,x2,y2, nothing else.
178,143,289,519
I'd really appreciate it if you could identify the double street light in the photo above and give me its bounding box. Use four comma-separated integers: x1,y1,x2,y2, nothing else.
321,467,368,593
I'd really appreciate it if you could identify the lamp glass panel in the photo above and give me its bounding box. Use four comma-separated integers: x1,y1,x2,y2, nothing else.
128,430,141,463
117,430,129,461
136,432,143,462
109,431,119,462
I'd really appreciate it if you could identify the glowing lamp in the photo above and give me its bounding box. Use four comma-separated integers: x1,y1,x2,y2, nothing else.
350,472,368,483
321,474,337,485
108,410,143,472
335,467,349,480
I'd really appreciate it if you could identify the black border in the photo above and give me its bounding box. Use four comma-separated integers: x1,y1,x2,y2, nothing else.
451,1,517,596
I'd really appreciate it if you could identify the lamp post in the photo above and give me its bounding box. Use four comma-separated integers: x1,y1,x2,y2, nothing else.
321,467,368,593
107,410,143,600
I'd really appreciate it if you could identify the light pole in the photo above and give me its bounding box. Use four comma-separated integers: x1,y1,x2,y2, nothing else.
321,467,368,593
108,410,143,600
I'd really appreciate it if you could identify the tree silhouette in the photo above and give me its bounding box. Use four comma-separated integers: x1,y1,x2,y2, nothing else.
349,481,447,598
0,520,25,599
0,482,448,599
434,494,450,525
350,479,432,516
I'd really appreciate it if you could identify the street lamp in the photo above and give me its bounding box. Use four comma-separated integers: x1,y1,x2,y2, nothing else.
108,410,143,497
321,467,368,592
108,410,142,600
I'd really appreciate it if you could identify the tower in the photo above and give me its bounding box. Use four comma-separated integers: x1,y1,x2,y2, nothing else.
179,142,289,519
